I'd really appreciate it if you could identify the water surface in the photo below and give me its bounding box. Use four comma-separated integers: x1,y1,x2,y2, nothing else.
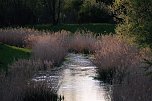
33,53,111,101
58,54,111,101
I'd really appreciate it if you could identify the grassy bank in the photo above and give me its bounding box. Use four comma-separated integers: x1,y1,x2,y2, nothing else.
27,23,115,34
0,43,31,71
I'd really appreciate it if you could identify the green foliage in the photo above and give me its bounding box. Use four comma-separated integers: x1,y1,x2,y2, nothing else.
78,2,113,23
114,0,152,47
63,0,83,23
63,0,114,23
0,43,31,71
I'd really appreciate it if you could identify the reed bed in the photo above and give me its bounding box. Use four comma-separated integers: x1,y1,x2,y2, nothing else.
112,72,152,101
69,31,97,53
32,31,70,66
93,35,152,100
1,28,152,101
23,82,61,101
0,28,41,47
0,59,60,101
111,50,152,101
93,35,143,83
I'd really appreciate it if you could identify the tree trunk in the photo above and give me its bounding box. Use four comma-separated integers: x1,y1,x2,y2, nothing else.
52,0,56,25
56,0,61,24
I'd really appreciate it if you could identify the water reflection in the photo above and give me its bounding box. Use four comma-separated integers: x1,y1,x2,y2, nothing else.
58,54,111,101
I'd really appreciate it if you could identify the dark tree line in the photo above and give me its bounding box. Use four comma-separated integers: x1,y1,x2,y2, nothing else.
45,0,61,25
0,0,114,26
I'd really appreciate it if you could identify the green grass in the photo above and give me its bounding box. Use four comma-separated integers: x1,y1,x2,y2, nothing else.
27,23,116,34
0,43,31,71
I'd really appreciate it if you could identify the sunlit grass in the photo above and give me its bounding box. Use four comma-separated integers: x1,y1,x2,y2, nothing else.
0,43,31,71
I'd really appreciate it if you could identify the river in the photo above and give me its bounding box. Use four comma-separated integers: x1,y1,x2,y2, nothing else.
33,53,112,101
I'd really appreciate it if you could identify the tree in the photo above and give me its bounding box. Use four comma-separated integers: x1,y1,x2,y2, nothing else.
45,0,62,25
78,1,113,23
96,0,114,5
62,0,83,23
114,0,152,47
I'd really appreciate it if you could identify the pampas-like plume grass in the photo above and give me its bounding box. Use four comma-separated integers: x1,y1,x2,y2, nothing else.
93,35,143,83
1,27,152,101
93,35,152,100
32,31,69,66
69,31,97,53
0,28,41,47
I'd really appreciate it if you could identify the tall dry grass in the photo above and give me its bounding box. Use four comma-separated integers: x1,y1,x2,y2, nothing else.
92,35,152,100
23,81,61,101
69,31,97,53
0,28,41,47
112,71,152,101
32,31,70,66
1,27,152,101
0,59,59,101
0,27,97,53
93,35,146,83
111,47,152,101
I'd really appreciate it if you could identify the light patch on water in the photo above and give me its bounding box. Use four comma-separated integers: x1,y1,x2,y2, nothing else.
58,54,111,101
